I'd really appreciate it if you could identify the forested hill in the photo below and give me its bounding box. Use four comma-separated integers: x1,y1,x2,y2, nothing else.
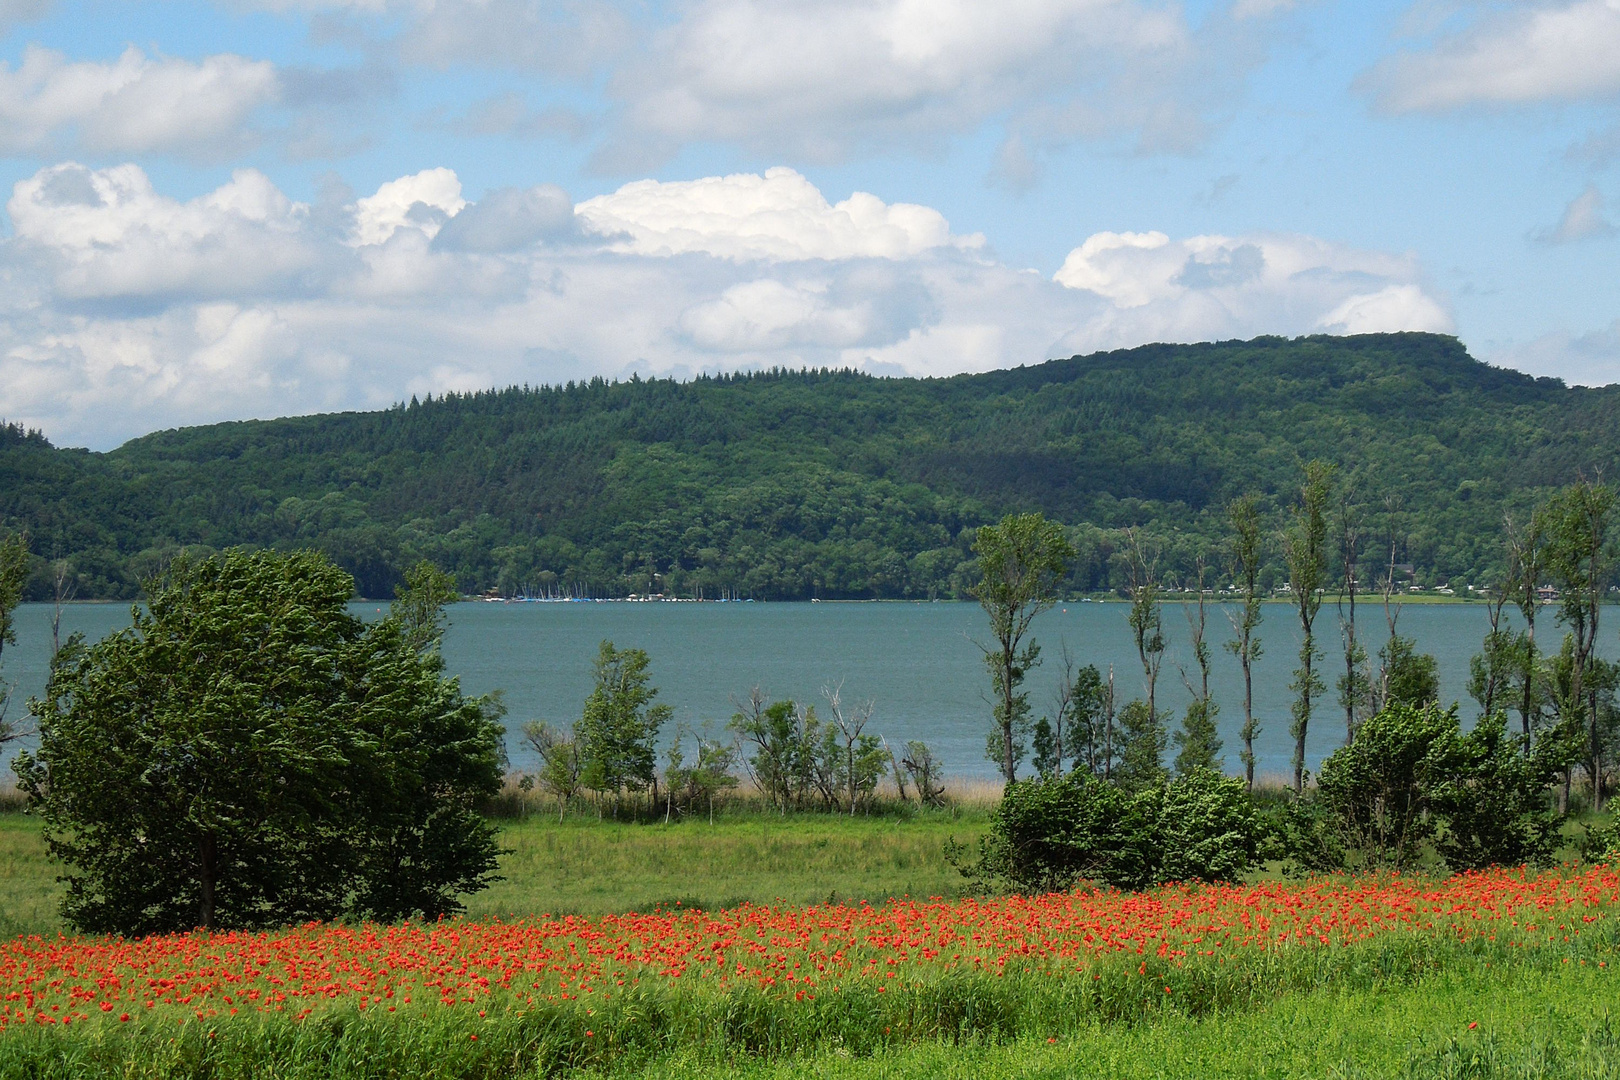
3,332,1616,600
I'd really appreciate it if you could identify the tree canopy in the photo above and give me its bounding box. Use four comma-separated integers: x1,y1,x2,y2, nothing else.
0,333,1616,601
13,549,506,934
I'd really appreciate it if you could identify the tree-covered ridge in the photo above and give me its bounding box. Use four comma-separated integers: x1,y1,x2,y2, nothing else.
2,332,1616,600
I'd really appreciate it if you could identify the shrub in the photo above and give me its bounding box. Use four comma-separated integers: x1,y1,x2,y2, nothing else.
1156,768,1262,883
1429,712,1561,871
1314,702,1456,870
950,772,1156,893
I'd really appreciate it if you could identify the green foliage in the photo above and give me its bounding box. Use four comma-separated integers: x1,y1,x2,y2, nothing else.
1155,768,1262,884
661,725,740,818
1284,460,1333,793
956,766,1260,893
731,695,818,811
1313,702,1456,870
1224,494,1265,790
973,512,1074,782
1172,699,1223,776
392,560,461,651
1064,664,1111,777
8,334,1616,604
1030,716,1058,778
10,549,505,933
952,771,1157,893
578,641,673,803
900,741,947,807
1379,635,1440,709
1429,713,1561,871
521,721,585,821
1113,699,1167,795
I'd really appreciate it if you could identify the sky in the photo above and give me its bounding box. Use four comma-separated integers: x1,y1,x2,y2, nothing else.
0,0,1617,450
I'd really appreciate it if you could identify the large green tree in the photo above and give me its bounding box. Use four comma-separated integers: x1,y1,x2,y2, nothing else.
13,549,505,934
972,512,1076,783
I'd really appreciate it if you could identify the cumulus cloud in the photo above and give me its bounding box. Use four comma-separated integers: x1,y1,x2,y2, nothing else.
8,162,334,302
0,163,1458,448
433,185,579,252
1538,185,1617,243
0,46,280,157
575,167,977,261
1050,229,1453,348
1362,0,1620,112
350,167,465,245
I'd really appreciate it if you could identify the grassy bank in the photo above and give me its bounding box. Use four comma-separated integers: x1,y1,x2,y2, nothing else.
0,808,991,936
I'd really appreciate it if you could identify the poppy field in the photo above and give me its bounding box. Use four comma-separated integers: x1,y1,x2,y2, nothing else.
2,865,1618,1078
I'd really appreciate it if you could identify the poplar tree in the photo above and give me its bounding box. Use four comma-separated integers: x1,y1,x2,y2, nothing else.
1285,461,1334,794
1224,495,1265,791
972,513,1075,783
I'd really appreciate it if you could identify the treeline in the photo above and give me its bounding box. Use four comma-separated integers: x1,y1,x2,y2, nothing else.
3,332,1619,600
956,471,1619,892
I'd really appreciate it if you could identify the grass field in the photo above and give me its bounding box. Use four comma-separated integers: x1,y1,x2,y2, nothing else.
0,807,991,937
4,806,1620,1078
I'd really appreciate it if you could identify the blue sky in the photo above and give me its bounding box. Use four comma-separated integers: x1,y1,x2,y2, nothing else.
0,0,1616,448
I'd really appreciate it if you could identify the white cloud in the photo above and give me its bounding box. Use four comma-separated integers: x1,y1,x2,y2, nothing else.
605,0,1204,163
350,167,465,245
1490,320,1620,386
575,167,976,262
679,279,875,350
8,162,331,300
1363,0,1620,112
1051,230,1453,347
0,163,1461,449
0,46,280,156
1539,185,1617,243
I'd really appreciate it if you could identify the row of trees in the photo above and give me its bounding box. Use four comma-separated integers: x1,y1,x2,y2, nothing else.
961,699,1563,894
970,472,1618,810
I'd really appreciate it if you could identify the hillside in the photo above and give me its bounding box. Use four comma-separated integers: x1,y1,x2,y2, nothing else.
2,332,1615,600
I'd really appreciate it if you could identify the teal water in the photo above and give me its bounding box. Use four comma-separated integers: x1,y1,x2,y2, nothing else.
3,600,1612,782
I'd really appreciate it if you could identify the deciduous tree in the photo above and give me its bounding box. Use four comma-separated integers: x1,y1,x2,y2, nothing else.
14,550,505,934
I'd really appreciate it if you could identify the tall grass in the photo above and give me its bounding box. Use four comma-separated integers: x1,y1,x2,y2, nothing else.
1,917,1614,1079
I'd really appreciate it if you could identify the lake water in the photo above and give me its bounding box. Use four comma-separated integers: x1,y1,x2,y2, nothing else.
3,600,1613,782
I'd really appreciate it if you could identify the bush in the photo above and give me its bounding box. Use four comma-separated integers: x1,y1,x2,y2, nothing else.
1314,702,1455,870
952,768,1261,894
1156,768,1262,883
1429,713,1561,871
951,772,1156,893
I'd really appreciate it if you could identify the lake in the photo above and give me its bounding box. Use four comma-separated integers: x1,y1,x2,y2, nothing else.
3,599,1611,782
